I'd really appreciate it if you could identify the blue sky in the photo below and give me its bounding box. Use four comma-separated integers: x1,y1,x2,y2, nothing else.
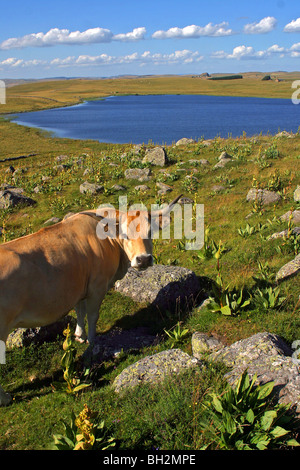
0,0,300,78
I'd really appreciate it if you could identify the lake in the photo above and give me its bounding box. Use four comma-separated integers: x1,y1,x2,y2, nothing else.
11,94,300,145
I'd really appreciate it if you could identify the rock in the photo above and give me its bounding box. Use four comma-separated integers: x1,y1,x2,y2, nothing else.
124,168,151,181
192,332,224,358
156,182,172,194
214,151,232,168
211,185,225,193
280,210,300,225
113,349,200,393
79,181,104,195
0,187,36,209
12,168,25,176
63,212,76,220
55,155,69,162
114,264,202,311
276,131,294,138
6,315,76,349
175,138,195,146
143,147,168,166
294,185,300,202
134,185,150,192
275,254,300,282
246,188,281,205
210,332,300,413
112,184,126,191
44,217,61,225
268,227,300,240
92,327,159,361
83,167,94,176
53,164,69,173
178,196,193,204
42,176,51,182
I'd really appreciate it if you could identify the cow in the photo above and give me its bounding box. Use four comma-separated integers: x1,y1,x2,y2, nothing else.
0,195,182,405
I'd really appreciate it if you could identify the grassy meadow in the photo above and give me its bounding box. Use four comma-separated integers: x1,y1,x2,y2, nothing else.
0,75,299,450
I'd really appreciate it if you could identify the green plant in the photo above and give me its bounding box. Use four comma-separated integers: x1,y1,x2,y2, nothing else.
51,404,116,450
52,324,91,395
252,286,286,312
276,211,300,256
164,321,190,347
193,227,219,259
199,370,299,450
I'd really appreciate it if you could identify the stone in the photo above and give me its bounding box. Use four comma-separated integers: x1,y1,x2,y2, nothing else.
175,138,195,146
124,168,151,181
280,210,300,225
83,167,94,176
178,196,194,204
210,332,300,413
55,155,69,162
6,315,76,349
112,184,126,191
143,147,168,166
134,185,150,192
294,185,300,202
114,264,202,311
53,164,69,173
275,254,300,282
246,188,281,205
268,227,300,240
79,181,104,195
0,187,36,209
211,185,225,193
214,152,233,168
156,182,172,194
192,332,224,358
113,349,200,393
44,217,61,225
63,212,76,219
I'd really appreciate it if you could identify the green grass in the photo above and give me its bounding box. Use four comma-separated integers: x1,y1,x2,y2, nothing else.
0,87,299,449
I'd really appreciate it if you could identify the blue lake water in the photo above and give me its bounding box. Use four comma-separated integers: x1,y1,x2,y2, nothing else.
11,94,300,145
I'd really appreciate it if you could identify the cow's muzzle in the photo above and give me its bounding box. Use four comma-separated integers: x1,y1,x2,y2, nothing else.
132,254,153,270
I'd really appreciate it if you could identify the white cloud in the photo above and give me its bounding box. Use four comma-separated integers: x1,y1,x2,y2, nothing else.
244,16,277,34
152,22,234,39
284,18,300,33
0,27,146,50
212,43,287,60
0,57,46,69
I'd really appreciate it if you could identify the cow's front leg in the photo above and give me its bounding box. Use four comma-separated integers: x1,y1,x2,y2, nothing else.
74,299,87,343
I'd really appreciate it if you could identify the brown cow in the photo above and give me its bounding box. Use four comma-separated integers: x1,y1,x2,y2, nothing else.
0,195,182,405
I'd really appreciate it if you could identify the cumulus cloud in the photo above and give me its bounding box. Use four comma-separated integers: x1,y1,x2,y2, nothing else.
152,22,234,39
284,18,300,33
0,57,46,69
212,43,287,60
0,26,146,50
244,16,277,34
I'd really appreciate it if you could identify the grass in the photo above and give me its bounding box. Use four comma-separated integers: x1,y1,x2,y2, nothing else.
0,78,299,449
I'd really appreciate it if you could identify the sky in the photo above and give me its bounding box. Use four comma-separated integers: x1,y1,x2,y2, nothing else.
0,0,300,78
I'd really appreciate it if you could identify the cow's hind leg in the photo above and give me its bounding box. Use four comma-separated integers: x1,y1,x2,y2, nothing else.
74,299,87,343
0,331,12,406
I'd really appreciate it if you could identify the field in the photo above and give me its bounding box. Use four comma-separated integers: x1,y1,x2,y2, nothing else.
0,75,299,450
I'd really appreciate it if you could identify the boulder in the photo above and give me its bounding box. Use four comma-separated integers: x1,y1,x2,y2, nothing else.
143,147,168,166
134,185,150,192
280,210,300,225
268,227,300,240
246,188,281,205
113,349,200,393
214,151,232,168
79,181,104,195
0,187,36,209
114,264,201,311
156,182,173,194
294,185,300,202
210,332,300,413
192,332,224,358
112,184,126,191
276,254,300,282
124,168,151,181
175,138,195,146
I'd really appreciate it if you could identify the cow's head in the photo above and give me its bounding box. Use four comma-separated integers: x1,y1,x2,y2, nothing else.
81,195,182,271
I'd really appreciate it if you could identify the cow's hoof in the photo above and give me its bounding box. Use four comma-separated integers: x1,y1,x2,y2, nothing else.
0,390,12,406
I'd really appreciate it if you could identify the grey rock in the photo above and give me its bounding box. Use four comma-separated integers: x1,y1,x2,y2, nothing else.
44,217,61,225
192,332,224,358
246,188,281,205
114,264,201,311
125,168,151,181
113,349,200,393
210,332,300,413
83,167,94,176
280,210,300,225
134,184,150,192
55,155,69,162
0,187,36,209
156,182,173,194
112,184,126,191
178,196,193,204
53,164,69,173
268,227,300,240
276,254,300,282
175,138,195,146
79,181,104,195
294,185,300,202
214,152,232,168
211,185,225,193
63,212,76,220
143,147,168,166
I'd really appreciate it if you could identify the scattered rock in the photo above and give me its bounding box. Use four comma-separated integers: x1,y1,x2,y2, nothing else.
268,227,300,240
44,217,61,225
192,332,224,358
6,315,76,349
156,182,173,194
53,164,69,173
83,167,94,176
143,147,168,166
175,138,195,146
214,151,233,168
5,166,15,174
113,349,200,393
63,212,76,219
280,210,300,225
114,265,202,311
0,187,36,209
124,168,151,181
211,185,225,193
112,184,126,191
246,188,281,205
55,155,69,162
79,181,104,195
276,131,294,138
276,254,300,282
210,332,300,413
294,185,300,202
134,184,150,192
178,196,193,204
